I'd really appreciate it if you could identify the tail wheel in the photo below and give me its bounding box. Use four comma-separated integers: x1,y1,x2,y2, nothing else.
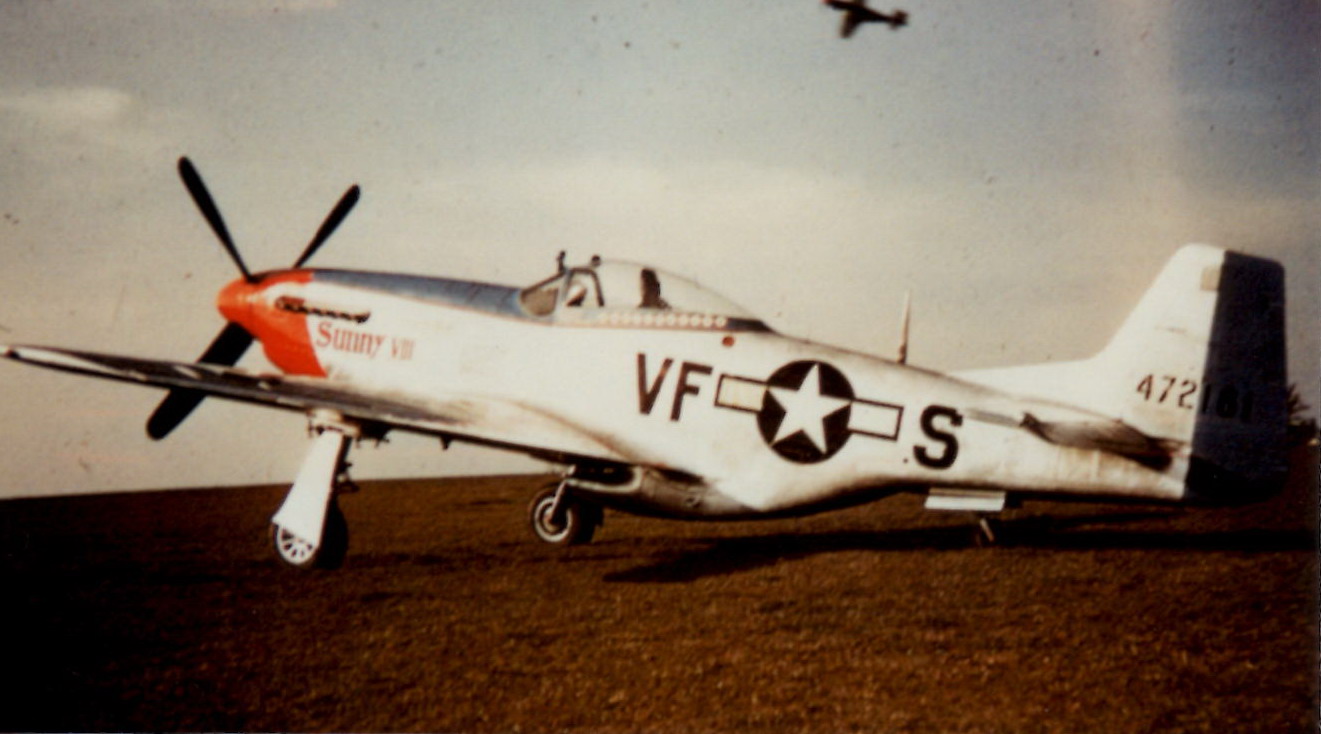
271,500,349,569
528,485,599,546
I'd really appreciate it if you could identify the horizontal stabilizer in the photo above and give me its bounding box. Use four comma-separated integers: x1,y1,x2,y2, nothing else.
1020,413,1169,460
968,408,1169,462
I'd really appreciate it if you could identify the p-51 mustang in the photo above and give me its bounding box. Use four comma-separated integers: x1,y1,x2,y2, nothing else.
3,158,1288,568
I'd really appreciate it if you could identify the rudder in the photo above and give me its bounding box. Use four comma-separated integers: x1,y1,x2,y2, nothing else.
1185,251,1289,502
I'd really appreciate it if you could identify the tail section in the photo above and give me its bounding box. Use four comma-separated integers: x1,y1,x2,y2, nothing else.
958,244,1288,502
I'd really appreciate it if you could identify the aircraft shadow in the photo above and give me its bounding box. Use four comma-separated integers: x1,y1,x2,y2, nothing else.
604,512,1315,584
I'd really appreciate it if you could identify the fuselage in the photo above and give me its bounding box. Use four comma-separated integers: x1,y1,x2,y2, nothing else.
216,263,1191,518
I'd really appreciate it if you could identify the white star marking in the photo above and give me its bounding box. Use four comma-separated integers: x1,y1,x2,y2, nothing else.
768,364,851,452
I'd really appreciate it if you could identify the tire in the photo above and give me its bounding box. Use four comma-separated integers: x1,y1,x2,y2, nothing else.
528,485,598,546
271,500,349,569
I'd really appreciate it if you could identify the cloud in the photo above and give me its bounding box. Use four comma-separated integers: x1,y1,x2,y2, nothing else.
0,86,135,125
1,85,143,158
204,0,342,17
0,85,205,204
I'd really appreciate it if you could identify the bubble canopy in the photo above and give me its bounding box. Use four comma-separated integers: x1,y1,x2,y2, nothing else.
519,260,769,331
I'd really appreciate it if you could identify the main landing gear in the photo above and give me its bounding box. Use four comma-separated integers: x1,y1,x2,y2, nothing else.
270,417,360,569
528,475,603,546
273,500,348,569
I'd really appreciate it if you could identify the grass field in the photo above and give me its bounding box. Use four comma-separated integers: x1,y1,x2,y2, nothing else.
2,450,1315,732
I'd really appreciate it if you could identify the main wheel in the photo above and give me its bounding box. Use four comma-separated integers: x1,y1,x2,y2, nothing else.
271,500,349,569
528,485,598,546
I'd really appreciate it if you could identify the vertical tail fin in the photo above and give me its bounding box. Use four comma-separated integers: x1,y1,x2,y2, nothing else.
1099,246,1288,500
1097,244,1226,440
958,244,1288,502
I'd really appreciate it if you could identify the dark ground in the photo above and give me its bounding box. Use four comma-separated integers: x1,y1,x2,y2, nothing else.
2,450,1316,733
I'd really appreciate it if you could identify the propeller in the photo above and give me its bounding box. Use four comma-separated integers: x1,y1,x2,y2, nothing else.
146,156,361,440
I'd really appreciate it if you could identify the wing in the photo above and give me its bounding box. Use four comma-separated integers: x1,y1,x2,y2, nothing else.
3,344,632,466
840,12,863,38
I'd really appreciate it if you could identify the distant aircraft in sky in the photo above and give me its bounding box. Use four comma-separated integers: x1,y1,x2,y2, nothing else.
1,158,1290,570
822,0,908,38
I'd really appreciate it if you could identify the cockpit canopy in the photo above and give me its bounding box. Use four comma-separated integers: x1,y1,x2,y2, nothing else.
519,260,768,331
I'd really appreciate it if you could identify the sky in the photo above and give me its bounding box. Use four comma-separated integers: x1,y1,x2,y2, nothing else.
0,0,1316,498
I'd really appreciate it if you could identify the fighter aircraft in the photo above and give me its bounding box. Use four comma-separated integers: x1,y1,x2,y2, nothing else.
822,0,908,38
2,158,1289,569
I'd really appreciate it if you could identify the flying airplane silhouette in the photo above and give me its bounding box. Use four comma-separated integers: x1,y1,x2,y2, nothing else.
823,0,908,38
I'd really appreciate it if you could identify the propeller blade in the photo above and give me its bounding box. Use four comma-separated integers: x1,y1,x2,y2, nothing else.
293,185,361,269
196,320,255,365
178,157,254,283
145,322,254,440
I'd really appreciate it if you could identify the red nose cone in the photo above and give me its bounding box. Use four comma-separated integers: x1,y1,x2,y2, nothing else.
217,277,256,326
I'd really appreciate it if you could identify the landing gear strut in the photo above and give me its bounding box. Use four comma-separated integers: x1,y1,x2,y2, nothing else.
528,479,602,546
270,417,358,569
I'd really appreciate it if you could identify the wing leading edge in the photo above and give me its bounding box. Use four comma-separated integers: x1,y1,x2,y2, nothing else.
2,344,632,467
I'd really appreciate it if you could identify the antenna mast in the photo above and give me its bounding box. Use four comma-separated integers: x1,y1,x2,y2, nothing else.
897,292,911,364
